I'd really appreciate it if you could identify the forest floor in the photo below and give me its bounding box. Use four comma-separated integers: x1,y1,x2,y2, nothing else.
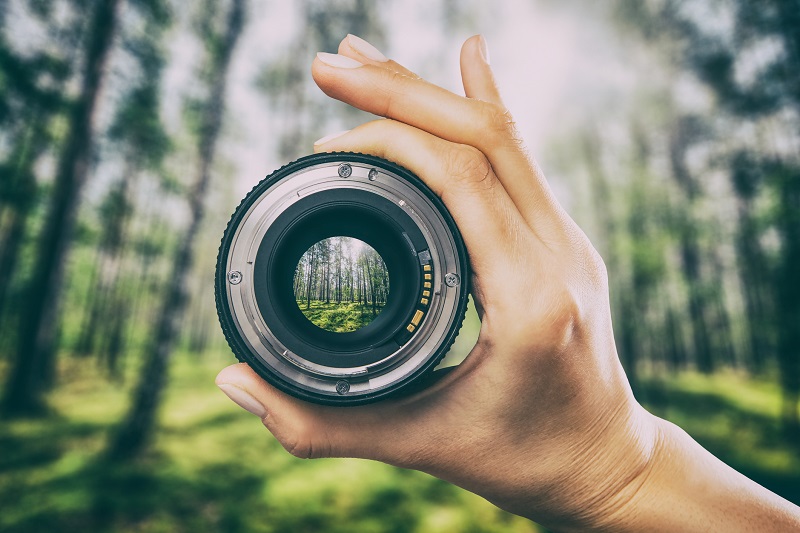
0,354,798,533
298,300,384,332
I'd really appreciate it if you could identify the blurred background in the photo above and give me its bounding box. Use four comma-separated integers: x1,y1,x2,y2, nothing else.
0,0,798,531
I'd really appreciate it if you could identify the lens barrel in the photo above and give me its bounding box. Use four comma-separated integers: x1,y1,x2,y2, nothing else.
215,153,469,405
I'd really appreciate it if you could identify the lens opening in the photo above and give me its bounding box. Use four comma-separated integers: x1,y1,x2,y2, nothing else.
217,153,470,405
252,188,426,367
293,237,390,333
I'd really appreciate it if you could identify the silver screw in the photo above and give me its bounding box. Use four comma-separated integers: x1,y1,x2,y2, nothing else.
338,163,352,178
335,380,350,395
445,273,460,287
228,270,242,285
368,168,378,181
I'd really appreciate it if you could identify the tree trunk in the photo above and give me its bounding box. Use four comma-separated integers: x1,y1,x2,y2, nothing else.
1,0,122,417
384,268,388,303
0,183,33,327
102,294,128,381
105,0,246,459
680,235,714,373
735,201,772,374
324,259,330,303
580,131,641,385
669,118,716,374
306,246,315,309
349,257,354,302
75,245,106,356
336,243,342,303
366,256,376,316
776,169,800,436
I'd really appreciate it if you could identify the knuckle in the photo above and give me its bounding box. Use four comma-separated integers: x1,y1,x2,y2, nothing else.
376,69,413,118
443,145,495,189
277,427,330,460
542,255,608,347
279,432,311,459
585,246,609,289
579,240,610,292
543,286,584,349
477,103,520,145
507,283,583,352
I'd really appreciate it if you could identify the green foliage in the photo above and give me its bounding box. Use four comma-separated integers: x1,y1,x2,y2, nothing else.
2,0,799,526
0,354,542,533
1,356,797,532
299,300,385,333
640,371,800,503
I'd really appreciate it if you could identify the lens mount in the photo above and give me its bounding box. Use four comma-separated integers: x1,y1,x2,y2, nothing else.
215,153,469,405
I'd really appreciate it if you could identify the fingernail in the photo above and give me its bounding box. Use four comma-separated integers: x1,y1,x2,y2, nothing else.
346,34,388,62
314,130,350,146
218,383,267,418
478,35,490,65
316,52,362,69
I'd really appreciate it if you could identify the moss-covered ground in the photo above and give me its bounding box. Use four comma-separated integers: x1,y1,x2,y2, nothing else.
1,351,797,532
298,300,384,332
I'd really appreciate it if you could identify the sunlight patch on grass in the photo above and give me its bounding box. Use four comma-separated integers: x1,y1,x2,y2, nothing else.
298,300,384,332
667,370,781,418
5,352,798,531
641,370,800,483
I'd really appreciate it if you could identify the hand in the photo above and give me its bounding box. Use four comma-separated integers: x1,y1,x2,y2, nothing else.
218,33,650,529
217,35,800,531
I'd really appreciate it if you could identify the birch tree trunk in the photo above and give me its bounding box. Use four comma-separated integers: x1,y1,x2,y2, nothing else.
1,0,122,416
106,0,246,459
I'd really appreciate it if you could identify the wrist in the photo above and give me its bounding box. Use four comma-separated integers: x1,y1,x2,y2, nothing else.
474,379,661,532
588,412,800,532
570,409,668,532
541,402,664,532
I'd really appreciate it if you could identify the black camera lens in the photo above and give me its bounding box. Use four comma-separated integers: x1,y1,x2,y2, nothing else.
215,153,469,405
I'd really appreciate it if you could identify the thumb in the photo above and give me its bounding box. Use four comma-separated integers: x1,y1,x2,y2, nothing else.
460,35,503,105
215,363,419,462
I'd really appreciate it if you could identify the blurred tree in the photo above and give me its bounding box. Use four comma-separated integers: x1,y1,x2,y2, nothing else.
255,0,384,160
0,2,76,347
1,0,122,416
623,127,669,385
107,0,247,459
74,2,172,378
615,0,800,432
667,114,736,373
730,150,774,373
581,123,673,390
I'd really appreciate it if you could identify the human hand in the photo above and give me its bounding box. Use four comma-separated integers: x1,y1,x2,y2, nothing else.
217,34,653,530
216,35,800,531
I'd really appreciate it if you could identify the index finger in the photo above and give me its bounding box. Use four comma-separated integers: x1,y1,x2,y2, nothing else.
311,53,573,244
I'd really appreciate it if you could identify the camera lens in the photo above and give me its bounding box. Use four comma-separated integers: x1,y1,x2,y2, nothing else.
215,153,469,405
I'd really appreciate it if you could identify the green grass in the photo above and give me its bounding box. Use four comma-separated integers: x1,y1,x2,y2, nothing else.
638,371,800,504
298,300,384,332
0,353,540,533
1,342,798,532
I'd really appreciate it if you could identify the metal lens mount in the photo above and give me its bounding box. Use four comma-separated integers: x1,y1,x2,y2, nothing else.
215,153,470,405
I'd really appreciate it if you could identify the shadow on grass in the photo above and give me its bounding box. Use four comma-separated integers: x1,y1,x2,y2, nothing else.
5,372,795,531
0,413,265,532
638,379,800,505
0,410,480,533
0,414,101,472
2,459,267,533
4,458,473,533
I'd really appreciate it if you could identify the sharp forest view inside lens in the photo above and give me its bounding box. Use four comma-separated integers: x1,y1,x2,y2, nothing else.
293,237,389,332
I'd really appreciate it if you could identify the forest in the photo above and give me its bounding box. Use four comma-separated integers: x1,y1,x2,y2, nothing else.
0,0,798,531
294,237,389,332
